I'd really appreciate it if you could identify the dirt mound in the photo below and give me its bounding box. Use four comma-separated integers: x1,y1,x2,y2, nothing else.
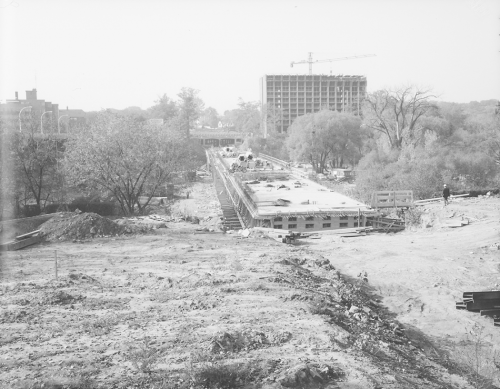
39,212,127,241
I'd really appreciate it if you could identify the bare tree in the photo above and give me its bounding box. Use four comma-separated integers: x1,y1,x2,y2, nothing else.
64,113,198,215
362,85,437,149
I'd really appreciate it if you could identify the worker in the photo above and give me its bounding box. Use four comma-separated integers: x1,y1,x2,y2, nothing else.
443,184,450,206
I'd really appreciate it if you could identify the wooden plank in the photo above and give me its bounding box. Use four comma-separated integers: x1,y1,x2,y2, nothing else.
375,218,404,225
308,226,373,235
15,229,41,241
0,235,42,251
480,309,500,316
463,291,500,300
466,301,500,311
441,221,466,228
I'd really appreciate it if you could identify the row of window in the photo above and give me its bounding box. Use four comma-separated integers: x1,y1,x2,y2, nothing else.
268,85,365,91
274,216,351,222
274,223,350,229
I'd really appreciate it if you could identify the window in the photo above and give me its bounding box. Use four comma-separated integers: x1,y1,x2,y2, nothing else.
274,217,283,222
340,216,348,220
288,224,297,229
354,222,359,227
305,224,314,229
323,216,331,220
288,217,297,222
305,216,314,221
340,222,348,228
323,223,331,228
274,225,283,229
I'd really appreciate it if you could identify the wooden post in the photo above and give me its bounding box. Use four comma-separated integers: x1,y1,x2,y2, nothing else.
55,250,58,280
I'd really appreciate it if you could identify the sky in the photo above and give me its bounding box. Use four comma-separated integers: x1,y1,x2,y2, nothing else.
0,0,499,114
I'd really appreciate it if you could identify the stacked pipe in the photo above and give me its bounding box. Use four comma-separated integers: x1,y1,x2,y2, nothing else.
456,291,500,327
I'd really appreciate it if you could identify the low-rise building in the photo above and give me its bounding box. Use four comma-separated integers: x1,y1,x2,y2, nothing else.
0,89,85,133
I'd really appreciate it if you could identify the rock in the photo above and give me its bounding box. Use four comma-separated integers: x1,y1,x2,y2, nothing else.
315,258,334,269
240,229,250,238
349,305,359,314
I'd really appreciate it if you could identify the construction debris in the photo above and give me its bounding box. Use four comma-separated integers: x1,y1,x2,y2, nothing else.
0,229,42,251
440,219,469,228
456,291,500,327
370,217,405,232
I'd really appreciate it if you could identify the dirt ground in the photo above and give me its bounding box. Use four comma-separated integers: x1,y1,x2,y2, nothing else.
1,179,499,389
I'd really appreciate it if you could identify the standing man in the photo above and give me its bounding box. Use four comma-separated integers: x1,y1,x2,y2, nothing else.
443,184,450,206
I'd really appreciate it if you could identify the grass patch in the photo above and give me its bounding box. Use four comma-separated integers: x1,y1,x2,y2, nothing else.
124,337,163,374
191,360,255,389
80,313,120,336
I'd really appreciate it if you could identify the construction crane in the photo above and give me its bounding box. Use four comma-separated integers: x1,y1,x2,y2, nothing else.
291,52,376,75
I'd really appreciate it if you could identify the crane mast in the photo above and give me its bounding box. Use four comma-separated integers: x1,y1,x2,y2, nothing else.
290,52,376,75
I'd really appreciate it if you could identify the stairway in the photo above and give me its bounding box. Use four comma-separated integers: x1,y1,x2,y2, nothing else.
213,172,243,231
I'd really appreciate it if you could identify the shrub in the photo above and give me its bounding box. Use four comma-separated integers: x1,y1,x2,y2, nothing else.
192,361,253,389
44,202,115,216
404,207,424,227
124,337,162,374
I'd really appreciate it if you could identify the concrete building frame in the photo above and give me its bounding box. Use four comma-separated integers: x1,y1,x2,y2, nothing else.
260,74,367,136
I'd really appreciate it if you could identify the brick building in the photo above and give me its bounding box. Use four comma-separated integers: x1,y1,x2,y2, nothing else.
0,89,85,133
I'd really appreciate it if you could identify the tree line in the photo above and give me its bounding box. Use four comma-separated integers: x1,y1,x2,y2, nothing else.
1,84,499,219
0,87,211,219
255,85,500,200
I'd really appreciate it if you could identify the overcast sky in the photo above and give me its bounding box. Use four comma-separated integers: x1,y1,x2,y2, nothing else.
1,0,499,113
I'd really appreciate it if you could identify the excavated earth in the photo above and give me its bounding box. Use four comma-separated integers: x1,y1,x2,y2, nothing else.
0,178,499,389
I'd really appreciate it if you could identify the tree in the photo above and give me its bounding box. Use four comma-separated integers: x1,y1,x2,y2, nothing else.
286,110,363,173
177,87,205,139
243,132,289,161
64,113,197,215
0,119,18,219
200,107,219,128
263,103,283,135
362,86,437,149
222,99,261,134
1,110,63,215
147,94,179,122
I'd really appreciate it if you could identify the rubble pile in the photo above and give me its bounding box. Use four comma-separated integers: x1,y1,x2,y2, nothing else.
115,214,170,230
39,212,128,241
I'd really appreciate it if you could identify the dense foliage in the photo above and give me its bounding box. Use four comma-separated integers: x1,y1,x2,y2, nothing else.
354,96,500,200
253,86,499,200
1,83,498,218
63,113,199,215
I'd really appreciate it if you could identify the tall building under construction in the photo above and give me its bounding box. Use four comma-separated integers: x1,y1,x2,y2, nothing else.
260,74,367,135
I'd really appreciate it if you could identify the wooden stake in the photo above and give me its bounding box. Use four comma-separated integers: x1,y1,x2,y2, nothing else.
55,250,58,280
